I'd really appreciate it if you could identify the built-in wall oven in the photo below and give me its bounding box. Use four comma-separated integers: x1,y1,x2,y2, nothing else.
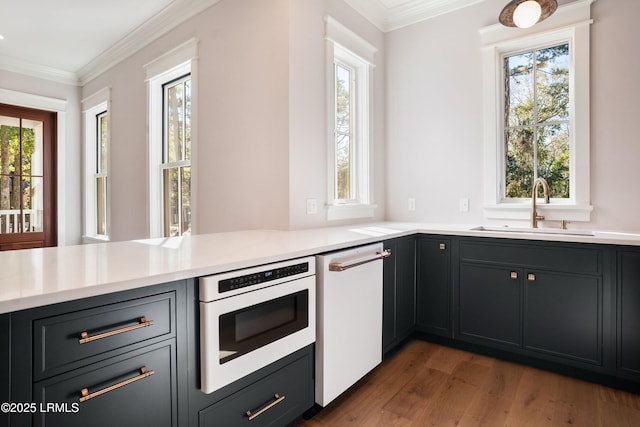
199,257,316,394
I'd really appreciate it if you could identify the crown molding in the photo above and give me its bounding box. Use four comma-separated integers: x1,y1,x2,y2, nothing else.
0,56,79,86
345,0,485,32
78,0,220,85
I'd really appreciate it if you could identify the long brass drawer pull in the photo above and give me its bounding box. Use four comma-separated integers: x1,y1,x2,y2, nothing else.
79,317,154,344
79,367,154,402
246,393,285,421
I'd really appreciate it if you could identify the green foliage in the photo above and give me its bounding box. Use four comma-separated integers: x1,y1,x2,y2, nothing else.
504,43,570,199
335,64,352,200
0,122,37,210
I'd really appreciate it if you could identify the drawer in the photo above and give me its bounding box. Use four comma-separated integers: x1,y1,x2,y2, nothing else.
199,349,313,426
460,239,601,274
33,342,175,427
33,292,174,380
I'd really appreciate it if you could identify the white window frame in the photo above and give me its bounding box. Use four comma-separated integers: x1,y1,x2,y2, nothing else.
145,38,198,238
480,0,594,222
325,16,377,221
82,87,110,242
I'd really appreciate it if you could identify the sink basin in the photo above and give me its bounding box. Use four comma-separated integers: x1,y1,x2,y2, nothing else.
471,226,595,236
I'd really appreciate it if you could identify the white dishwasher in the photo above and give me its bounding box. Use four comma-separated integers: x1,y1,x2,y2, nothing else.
315,243,390,406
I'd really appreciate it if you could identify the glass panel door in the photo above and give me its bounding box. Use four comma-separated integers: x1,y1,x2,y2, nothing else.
0,104,56,250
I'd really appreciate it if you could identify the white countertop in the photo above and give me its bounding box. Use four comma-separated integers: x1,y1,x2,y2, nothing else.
1,222,639,314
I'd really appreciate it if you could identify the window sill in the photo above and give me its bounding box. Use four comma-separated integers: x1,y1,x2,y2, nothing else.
483,203,593,222
327,203,378,221
82,235,110,244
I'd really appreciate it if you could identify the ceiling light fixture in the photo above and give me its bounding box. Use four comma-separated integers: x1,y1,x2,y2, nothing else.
499,0,558,28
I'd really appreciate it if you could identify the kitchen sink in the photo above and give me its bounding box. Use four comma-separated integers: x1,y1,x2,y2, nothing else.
470,225,595,236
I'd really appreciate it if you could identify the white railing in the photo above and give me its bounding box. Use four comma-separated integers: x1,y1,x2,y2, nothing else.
0,209,42,234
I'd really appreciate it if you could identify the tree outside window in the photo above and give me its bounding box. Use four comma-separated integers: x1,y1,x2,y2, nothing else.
504,43,570,199
162,75,191,237
335,63,354,201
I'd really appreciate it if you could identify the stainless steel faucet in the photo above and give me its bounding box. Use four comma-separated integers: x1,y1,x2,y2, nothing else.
531,177,550,228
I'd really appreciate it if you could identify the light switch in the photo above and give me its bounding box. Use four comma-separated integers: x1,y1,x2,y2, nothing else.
459,197,469,212
306,199,318,215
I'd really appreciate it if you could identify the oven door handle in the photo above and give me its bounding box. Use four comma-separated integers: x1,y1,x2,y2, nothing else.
328,249,391,272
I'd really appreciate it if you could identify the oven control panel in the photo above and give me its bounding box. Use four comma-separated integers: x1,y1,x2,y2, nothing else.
219,262,309,293
199,257,316,302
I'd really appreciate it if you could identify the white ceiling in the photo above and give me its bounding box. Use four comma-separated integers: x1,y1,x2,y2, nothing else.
0,0,484,85
0,0,220,85
0,0,172,73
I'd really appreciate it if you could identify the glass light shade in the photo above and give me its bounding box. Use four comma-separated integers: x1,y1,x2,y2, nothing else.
513,1,542,28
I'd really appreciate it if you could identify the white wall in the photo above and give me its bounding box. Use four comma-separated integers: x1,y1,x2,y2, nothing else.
385,0,640,233
84,0,293,240
0,70,82,245
589,0,640,232
82,0,385,240
8,0,635,244
288,0,386,230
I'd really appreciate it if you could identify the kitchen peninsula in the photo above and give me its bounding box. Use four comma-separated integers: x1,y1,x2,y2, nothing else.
2,222,640,426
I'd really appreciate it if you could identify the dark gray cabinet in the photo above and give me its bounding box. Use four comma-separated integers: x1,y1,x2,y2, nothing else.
198,345,314,426
616,249,640,377
458,238,603,367
416,237,452,337
7,281,186,427
33,342,176,427
382,236,416,354
523,270,601,364
1,314,8,427
459,263,521,347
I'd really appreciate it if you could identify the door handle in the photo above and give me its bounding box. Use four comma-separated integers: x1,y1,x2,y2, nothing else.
328,250,392,272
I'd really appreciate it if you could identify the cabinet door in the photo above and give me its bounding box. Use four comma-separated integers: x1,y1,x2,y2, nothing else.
459,264,521,347
524,271,601,364
617,250,640,375
395,237,416,341
382,237,416,354
416,238,451,337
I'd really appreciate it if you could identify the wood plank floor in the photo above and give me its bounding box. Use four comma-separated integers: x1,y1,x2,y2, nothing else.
298,340,640,427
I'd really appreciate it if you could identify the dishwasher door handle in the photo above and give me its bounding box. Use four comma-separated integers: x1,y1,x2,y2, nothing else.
328,249,391,272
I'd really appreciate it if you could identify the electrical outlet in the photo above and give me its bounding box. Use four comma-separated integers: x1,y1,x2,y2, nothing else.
306,199,318,215
408,198,416,211
459,197,469,212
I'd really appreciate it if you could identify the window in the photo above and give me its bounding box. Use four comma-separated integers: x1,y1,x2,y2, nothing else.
96,110,108,236
162,75,191,237
503,43,570,200
82,88,110,241
145,39,197,238
325,16,377,220
480,1,593,222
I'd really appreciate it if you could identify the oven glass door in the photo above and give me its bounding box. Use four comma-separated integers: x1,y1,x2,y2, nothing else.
218,289,309,364
200,275,315,394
